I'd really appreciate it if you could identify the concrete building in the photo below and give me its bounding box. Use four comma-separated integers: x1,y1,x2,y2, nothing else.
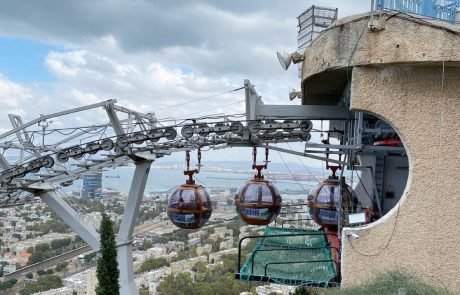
256,284,296,295
299,11,460,290
81,171,102,198
135,266,171,291
196,244,212,256
213,227,233,239
219,238,234,251
208,248,238,264
188,237,201,247
187,230,206,240
170,255,207,274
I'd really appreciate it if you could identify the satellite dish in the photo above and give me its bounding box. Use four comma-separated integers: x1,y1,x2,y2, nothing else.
277,52,291,71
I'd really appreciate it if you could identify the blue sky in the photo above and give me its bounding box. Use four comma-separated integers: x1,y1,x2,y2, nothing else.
0,36,63,83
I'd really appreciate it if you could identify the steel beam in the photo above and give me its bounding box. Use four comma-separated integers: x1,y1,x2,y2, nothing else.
266,145,349,166
105,105,126,136
0,100,116,141
257,105,351,120
116,160,152,295
39,191,100,250
0,154,11,170
245,79,262,121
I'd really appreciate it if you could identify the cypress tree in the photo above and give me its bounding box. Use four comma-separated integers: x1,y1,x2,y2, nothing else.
96,213,120,295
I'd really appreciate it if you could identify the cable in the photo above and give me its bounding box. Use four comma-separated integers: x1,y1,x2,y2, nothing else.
275,149,309,194
346,200,401,257
354,170,374,204
153,86,244,112
176,100,245,119
286,142,320,183
346,16,368,83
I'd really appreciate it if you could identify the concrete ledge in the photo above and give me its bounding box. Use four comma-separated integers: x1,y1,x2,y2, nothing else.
300,12,460,105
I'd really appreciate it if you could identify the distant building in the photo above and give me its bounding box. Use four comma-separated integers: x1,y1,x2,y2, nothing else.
196,244,212,256
208,248,237,264
219,238,234,251
3,264,16,274
188,237,201,247
82,171,102,198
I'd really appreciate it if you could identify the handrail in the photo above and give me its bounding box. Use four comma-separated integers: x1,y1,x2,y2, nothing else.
264,259,340,277
237,231,338,271
250,246,339,274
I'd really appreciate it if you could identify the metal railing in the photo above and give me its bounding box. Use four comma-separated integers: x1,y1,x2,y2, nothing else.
375,0,460,22
236,231,339,274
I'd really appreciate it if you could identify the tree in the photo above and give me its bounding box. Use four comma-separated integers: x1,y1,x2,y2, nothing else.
96,214,120,295
138,258,168,273
19,275,61,295
290,286,310,295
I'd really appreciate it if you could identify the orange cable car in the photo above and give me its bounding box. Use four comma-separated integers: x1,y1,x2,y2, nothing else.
167,149,212,229
235,147,282,225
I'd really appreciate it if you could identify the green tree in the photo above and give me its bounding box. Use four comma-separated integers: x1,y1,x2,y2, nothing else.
291,286,310,295
96,214,120,295
138,258,168,273
55,262,68,272
19,275,61,295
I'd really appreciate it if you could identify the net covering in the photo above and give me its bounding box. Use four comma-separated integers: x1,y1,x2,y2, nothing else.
238,227,338,287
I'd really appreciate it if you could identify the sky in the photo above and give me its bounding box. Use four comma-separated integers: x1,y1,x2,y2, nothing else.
0,1,371,168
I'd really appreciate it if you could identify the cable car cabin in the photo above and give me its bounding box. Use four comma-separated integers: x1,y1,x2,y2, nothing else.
235,179,282,225
167,183,212,229
308,178,356,229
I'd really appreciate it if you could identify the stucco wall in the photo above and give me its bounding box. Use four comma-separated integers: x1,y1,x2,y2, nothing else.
342,64,460,289
300,12,460,105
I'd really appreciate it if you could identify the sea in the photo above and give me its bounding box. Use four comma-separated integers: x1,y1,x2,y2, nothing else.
65,166,319,197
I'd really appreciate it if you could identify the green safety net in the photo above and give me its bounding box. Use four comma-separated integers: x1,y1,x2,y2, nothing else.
238,227,339,287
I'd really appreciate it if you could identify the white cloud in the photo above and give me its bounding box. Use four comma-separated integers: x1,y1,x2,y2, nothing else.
0,1,370,166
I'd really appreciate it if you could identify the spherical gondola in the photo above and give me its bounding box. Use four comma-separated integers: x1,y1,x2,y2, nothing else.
235,178,282,225
307,177,355,229
167,183,212,229
166,149,212,230
235,146,282,225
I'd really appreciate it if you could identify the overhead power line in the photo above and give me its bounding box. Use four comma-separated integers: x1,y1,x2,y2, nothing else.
153,86,245,113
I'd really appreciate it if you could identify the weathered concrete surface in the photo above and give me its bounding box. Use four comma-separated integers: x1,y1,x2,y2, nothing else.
300,12,460,290
343,64,460,290
301,12,460,105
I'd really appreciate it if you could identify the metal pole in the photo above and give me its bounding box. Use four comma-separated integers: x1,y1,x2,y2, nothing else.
39,191,100,250
116,160,152,295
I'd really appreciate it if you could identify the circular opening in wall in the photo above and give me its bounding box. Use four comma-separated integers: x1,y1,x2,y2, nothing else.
304,112,409,229
352,113,409,225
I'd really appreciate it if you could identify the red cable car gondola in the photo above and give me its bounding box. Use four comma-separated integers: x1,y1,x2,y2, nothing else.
308,138,356,229
235,147,282,225
307,176,354,229
167,149,212,229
